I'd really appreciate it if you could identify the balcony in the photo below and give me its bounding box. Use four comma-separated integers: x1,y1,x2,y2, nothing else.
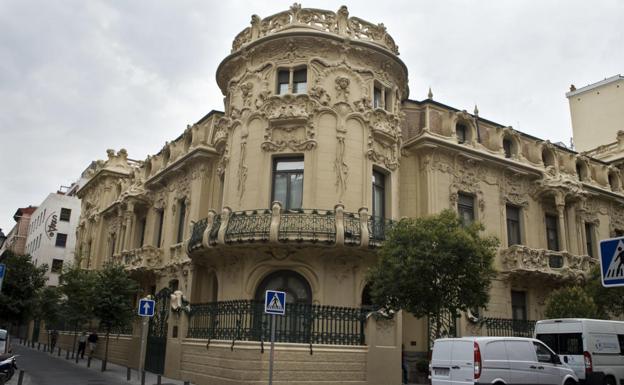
116,245,163,271
500,245,595,281
187,203,395,254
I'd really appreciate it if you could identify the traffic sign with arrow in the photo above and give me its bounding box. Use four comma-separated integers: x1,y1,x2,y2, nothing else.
138,298,155,317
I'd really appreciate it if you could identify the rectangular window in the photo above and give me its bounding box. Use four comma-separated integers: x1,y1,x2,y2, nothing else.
272,157,304,210
55,233,67,248
585,222,595,257
506,205,521,246
372,170,386,219
51,259,63,273
59,208,71,222
110,234,116,258
545,214,559,251
457,193,475,226
292,68,307,94
373,86,383,109
456,124,467,144
384,89,392,111
156,209,164,247
177,200,186,244
277,69,289,95
139,217,147,248
511,290,527,321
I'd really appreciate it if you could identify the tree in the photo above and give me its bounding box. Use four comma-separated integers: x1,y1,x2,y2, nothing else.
34,286,63,328
0,251,47,326
92,262,138,371
367,209,498,338
59,264,97,356
544,286,600,319
584,265,624,318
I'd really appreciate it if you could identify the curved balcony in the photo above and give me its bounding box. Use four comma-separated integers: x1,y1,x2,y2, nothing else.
187,203,394,254
500,245,596,281
230,4,399,55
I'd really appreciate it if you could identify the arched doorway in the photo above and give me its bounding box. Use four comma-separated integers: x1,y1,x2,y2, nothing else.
253,270,312,343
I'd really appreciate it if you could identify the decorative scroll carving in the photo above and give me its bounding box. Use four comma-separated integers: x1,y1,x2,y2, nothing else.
334,126,349,199
501,171,530,207
365,109,402,170
231,4,399,55
237,137,248,202
500,245,594,282
260,94,318,152
335,76,350,101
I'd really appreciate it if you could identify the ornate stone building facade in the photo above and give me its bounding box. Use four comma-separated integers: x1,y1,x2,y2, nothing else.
74,5,624,385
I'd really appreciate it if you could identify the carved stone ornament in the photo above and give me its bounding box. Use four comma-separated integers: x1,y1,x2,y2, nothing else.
501,171,530,207
365,109,402,170
260,94,318,152
500,245,595,282
335,76,350,101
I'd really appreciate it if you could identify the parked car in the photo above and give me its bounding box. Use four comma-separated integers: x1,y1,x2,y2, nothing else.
536,318,624,385
430,336,578,385
0,330,8,354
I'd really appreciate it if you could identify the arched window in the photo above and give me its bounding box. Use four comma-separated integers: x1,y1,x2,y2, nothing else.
361,283,373,307
502,137,513,158
456,123,468,144
609,171,620,191
542,148,555,167
254,270,312,304
576,160,588,181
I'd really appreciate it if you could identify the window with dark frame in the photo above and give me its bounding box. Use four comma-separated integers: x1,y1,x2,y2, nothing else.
156,209,164,247
59,208,71,222
457,192,475,226
51,259,63,273
545,214,560,251
55,233,68,248
272,157,304,210
276,67,307,95
585,222,595,257
372,170,386,220
292,68,307,94
511,290,527,321
176,200,186,244
456,124,467,144
277,69,289,95
139,217,147,248
506,205,521,246
373,86,382,109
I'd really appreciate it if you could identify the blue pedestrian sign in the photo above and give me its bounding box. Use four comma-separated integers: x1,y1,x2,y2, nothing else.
264,290,286,316
138,298,155,317
599,237,624,287
0,263,5,279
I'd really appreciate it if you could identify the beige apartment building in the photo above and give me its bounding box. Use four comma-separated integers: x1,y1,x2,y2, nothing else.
71,5,624,385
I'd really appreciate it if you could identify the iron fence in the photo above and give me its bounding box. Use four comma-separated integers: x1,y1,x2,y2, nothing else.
188,217,208,253
278,208,336,243
187,300,367,346
484,318,536,337
368,216,395,245
344,212,362,245
225,209,272,243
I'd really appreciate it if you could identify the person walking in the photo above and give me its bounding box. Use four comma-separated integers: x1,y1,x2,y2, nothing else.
49,330,58,353
77,332,87,359
87,331,98,357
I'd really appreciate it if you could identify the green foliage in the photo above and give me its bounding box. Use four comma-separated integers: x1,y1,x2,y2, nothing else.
35,286,63,328
59,264,97,328
0,251,48,324
367,210,498,337
584,265,624,318
93,262,139,332
544,286,600,319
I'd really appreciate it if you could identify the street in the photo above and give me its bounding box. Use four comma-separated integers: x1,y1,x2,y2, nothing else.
6,344,184,385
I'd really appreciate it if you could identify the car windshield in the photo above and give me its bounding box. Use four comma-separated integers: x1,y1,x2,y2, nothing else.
0,330,7,341
536,333,583,355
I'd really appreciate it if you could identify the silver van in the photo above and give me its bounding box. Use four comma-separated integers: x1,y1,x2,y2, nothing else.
430,337,578,385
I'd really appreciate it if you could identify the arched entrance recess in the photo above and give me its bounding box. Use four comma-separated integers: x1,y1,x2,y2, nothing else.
253,270,312,342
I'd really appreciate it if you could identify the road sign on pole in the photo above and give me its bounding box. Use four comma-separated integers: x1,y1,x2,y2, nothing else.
138,298,155,317
0,263,6,292
599,237,624,287
265,290,286,385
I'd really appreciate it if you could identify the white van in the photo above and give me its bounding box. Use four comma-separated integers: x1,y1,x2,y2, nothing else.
535,319,624,385
430,337,578,385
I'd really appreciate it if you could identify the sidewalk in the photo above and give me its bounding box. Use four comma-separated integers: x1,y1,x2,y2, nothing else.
10,342,188,385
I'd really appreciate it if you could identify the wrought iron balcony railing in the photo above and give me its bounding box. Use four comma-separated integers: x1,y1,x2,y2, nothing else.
484,317,536,338
187,203,395,253
500,245,595,281
187,300,367,346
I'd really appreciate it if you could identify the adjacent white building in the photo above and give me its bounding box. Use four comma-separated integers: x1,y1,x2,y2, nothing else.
25,184,81,286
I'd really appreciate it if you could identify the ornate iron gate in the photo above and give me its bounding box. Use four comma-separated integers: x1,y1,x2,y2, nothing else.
145,288,170,374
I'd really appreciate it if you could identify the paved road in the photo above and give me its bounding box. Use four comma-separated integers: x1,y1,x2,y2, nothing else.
6,344,184,385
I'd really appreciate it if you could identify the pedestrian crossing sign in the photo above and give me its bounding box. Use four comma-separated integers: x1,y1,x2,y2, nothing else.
599,237,624,287
265,290,286,315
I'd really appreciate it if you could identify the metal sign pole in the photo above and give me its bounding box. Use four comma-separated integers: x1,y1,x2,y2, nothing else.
268,314,276,385
139,316,149,372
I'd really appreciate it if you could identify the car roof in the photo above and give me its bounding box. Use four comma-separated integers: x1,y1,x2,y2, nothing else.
435,336,540,343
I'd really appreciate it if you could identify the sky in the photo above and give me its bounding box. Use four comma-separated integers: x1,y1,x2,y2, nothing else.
0,0,622,233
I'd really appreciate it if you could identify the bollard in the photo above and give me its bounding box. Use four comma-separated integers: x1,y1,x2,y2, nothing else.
141,370,146,385
17,369,25,385
37,343,41,350
157,374,162,385
58,347,61,356
66,349,70,359
87,356,92,368
126,367,131,381
184,381,191,385
101,359,107,372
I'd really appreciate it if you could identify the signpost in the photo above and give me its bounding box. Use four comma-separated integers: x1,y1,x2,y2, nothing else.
0,263,6,292
599,237,624,287
137,298,155,374
265,290,286,385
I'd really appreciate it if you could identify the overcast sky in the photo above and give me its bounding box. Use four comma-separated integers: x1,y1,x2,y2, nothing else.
0,0,622,233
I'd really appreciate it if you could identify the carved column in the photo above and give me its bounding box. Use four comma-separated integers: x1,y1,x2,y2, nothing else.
555,192,568,252
123,203,134,251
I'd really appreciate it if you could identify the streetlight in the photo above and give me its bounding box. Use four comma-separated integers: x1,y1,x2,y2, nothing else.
0,229,6,249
